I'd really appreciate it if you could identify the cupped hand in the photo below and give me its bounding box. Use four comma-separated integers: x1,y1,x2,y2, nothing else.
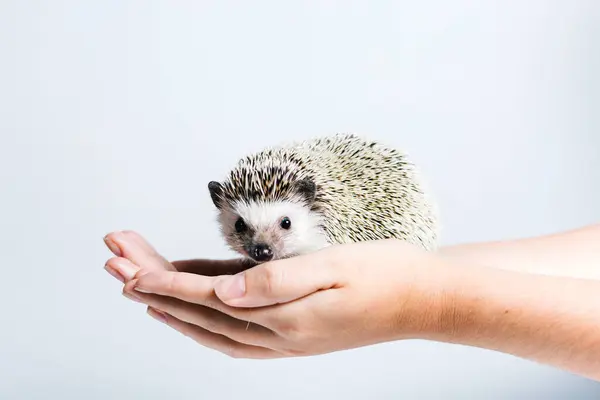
103,230,253,280
103,231,453,359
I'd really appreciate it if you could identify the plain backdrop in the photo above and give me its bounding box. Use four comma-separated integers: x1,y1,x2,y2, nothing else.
1,1,599,399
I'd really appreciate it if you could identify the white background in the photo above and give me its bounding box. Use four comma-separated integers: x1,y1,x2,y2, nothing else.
1,1,599,398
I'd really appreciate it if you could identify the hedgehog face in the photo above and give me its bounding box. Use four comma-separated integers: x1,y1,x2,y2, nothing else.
208,180,329,263
219,200,327,262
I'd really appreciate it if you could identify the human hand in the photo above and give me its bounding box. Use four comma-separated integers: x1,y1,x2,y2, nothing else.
103,230,253,281
104,228,600,380
104,232,453,359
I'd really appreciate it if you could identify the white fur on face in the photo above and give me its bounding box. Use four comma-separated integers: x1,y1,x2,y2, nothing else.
218,200,330,260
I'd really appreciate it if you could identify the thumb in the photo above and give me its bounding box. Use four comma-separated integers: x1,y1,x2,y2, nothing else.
213,255,337,308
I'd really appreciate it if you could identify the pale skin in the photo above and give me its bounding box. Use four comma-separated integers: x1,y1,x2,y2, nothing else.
103,224,600,381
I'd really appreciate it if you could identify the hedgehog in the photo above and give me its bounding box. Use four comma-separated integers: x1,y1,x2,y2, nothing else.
207,133,439,264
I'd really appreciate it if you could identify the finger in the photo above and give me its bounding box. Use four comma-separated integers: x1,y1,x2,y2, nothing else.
104,230,175,272
213,253,339,308
105,257,140,282
146,307,282,359
122,285,279,348
130,270,279,324
171,258,255,276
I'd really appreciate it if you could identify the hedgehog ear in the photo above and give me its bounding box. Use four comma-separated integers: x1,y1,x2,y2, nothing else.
294,178,317,204
208,181,224,209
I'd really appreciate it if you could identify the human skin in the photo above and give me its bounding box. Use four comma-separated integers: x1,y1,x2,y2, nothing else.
439,224,600,280
104,225,600,381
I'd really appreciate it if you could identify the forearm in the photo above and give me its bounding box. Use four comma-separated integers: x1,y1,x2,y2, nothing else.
426,263,600,381
438,223,600,280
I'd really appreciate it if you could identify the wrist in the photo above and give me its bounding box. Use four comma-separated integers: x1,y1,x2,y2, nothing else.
409,258,508,344
385,252,462,342
393,255,501,344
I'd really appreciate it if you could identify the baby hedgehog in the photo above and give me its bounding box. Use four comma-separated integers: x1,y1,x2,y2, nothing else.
207,133,439,264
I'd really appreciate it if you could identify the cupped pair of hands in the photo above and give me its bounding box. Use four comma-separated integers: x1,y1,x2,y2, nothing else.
103,231,451,359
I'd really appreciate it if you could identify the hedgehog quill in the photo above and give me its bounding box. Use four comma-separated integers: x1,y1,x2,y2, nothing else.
208,133,439,264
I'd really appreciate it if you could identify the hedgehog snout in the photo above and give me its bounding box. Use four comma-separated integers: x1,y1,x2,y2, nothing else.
248,243,274,262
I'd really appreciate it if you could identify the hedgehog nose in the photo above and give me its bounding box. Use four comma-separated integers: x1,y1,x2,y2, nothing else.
251,243,273,262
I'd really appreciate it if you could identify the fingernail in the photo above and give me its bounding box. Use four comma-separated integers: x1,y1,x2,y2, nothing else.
104,265,125,283
215,273,246,301
112,259,139,281
147,307,168,323
104,236,122,257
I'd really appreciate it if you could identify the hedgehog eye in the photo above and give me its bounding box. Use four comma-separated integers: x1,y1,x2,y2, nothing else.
235,217,247,233
280,217,291,230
